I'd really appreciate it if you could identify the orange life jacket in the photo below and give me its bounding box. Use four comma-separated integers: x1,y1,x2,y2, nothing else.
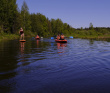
57,36,60,39
60,35,64,40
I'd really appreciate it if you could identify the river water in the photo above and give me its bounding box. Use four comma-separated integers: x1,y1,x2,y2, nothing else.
0,38,110,93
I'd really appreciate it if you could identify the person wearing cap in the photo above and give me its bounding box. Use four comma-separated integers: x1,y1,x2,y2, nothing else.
19,27,24,40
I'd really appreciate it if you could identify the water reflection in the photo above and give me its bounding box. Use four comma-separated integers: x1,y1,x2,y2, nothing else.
36,40,39,48
57,43,67,54
1,38,110,93
18,42,31,67
20,42,25,61
20,42,25,53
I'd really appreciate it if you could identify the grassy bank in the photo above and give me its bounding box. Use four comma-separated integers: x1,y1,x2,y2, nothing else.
0,33,19,41
72,33,110,39
1,31,110,42
0,31,37,41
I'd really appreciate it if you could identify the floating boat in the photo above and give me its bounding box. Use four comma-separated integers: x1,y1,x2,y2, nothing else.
55,39,67,43
35,37,40,40
19,40,26,42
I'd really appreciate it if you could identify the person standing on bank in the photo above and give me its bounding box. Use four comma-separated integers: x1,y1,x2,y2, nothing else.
19,27,24,40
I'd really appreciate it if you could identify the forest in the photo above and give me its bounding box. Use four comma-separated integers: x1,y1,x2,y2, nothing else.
0,0,110,40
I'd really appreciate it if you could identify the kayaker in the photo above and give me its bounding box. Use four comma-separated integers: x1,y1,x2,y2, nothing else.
36,35,39,38
57,34,60,40
60,33,65,40
35,35,40,40
19,27,24,40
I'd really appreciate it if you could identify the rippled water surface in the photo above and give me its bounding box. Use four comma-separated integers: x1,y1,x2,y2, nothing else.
0,38,110,93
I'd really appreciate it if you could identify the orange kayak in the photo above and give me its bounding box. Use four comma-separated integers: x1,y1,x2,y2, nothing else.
35,37,40,40
19,40,26,42
55,39,67,43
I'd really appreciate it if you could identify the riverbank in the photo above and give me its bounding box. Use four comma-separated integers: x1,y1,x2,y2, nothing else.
1,32,110,42
0,32,36,41
73,34,110,39
0,34,19,41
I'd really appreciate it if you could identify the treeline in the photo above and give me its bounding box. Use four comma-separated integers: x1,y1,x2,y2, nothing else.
74,26,110,38
0,0,110,38
0,0,74,37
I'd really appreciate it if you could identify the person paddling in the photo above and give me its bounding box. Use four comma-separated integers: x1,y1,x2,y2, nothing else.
57,34,60,40
35,35,40,40
36,35,39,38
19,27,24,40
60,33,65,40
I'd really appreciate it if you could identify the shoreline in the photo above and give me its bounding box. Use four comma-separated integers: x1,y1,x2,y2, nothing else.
0,33,110,41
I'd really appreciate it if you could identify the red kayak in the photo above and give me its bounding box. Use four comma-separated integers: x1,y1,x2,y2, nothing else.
35,38,40,40
55,39,67,43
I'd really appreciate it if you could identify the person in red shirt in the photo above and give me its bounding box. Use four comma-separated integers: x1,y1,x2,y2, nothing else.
19,27,24,40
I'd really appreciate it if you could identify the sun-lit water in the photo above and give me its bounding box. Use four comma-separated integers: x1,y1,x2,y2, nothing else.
0,38,110,93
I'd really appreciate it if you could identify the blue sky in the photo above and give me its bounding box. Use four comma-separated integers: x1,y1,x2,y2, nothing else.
16,0,110,28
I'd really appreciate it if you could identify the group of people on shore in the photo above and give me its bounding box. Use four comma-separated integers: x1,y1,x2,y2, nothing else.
56,33,65,40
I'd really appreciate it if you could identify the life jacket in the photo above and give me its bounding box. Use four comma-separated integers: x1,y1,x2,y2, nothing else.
57,36,60,39
36,35,39,38
60,35,64,40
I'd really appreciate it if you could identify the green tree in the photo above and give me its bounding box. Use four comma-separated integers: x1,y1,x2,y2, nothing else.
51,18,64,35
56,19,63,34
46,18,52,36
30,13,49,37
89,22,94,30
30,13,38,33
51,19,56,35
21,1,31,32
0,0,18,33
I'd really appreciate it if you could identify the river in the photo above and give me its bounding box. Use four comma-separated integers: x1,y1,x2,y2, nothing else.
0,38,110,93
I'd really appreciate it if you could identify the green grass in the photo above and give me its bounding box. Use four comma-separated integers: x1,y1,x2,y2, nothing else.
0,31,110,42
0,31,37,41
0,33,19,41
